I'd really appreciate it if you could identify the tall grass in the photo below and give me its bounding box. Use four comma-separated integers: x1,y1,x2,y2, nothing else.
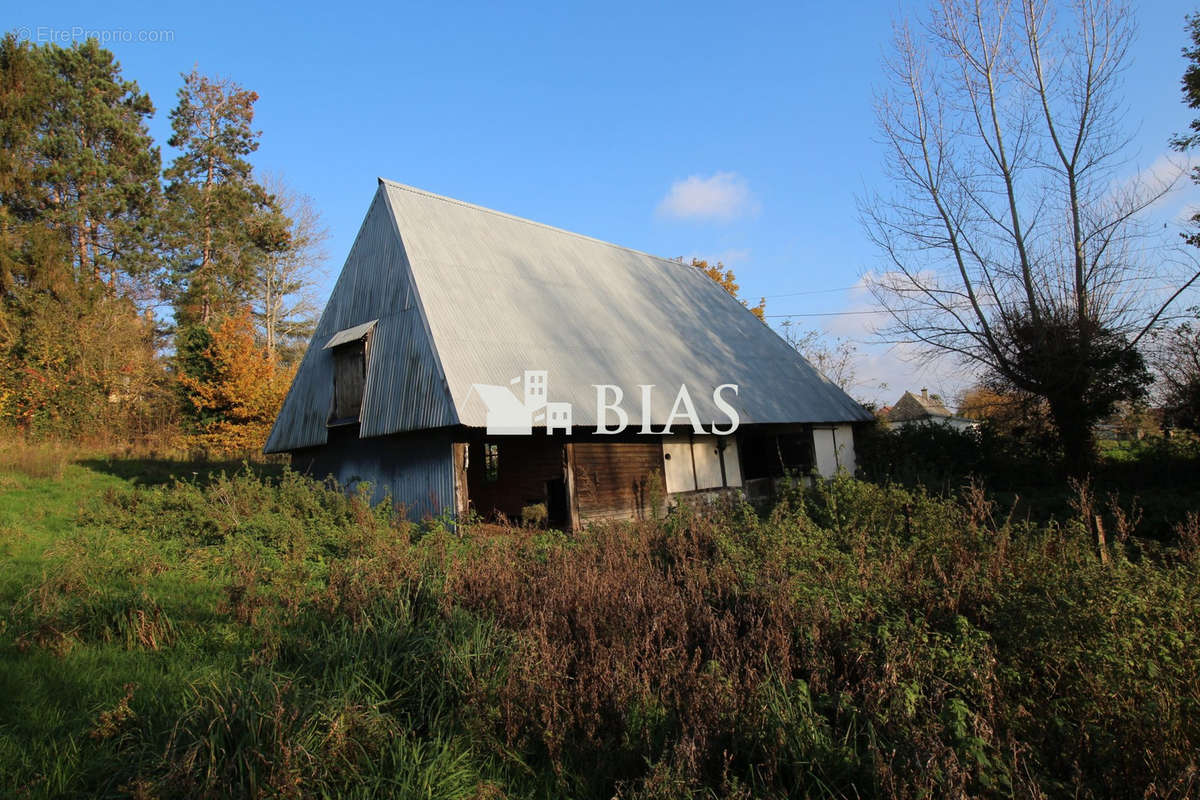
0,436,70,479
1,466,1198,798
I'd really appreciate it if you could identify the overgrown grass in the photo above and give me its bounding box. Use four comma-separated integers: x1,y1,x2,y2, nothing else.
1,460,1198,798
0,437,71,479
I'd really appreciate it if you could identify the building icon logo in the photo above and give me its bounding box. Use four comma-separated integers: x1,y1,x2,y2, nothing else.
470,370,573,435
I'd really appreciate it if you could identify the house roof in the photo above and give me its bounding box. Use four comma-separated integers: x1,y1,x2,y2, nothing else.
265,180,872,453
886,390,954,423
468,384,529,417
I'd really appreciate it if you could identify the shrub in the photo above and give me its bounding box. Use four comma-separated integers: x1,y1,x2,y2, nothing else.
3,467,1199,798
519,503,547,528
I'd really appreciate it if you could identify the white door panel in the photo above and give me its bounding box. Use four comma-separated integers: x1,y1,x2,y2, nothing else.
692,435,724,489
662,434,695,493
833,425,856,475
721,437,742,487
813,427,838,478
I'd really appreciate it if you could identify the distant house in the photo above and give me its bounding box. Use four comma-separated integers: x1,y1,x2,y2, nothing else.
886,389,977,431
265,179,872,527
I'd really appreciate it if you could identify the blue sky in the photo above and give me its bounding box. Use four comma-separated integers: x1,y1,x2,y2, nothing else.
14,0,1200,402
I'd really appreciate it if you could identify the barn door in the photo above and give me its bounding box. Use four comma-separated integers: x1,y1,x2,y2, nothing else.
662,433,743,492
692,437,723,489
662,434,695,493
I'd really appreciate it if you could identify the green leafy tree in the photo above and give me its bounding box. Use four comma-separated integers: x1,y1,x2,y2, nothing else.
0,34,167,438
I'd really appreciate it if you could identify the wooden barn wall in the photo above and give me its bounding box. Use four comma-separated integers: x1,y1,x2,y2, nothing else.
462,436,564,522
290,429,455,521
570,441,665,523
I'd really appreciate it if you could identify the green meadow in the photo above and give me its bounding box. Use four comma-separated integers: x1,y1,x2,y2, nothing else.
1,442,1198,799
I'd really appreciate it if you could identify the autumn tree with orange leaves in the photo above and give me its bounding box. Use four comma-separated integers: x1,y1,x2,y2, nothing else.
178,309,294,455
690,258,765,321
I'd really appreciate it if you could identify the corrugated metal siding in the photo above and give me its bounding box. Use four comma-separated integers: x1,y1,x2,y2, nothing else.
269,179,871,458
380,180,872,428
292,429,456,521
265,189,456,453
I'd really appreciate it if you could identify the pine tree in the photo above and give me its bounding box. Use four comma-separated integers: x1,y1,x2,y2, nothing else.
0,34,69,298
0,35,165,437
36,39,160,292
162,69,289,327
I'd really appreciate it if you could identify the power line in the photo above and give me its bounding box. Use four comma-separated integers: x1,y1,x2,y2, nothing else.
762,285,861,299
766,310,883,318
765,281,1199,319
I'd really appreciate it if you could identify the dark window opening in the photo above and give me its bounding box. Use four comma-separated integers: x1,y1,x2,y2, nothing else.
740,430,814,480
484,443,500,482
545,477,568,527
331,340,367,423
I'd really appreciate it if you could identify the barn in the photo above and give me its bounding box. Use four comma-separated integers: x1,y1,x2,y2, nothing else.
264,179,872,527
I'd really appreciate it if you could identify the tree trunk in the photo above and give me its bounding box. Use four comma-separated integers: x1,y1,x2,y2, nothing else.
1048,396,1095,476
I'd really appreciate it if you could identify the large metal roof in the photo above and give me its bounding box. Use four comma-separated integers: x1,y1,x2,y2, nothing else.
265,180,870,453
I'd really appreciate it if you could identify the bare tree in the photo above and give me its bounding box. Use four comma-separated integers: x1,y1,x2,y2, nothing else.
781,322,859,392
861,0,1199,470
1150,310,1200,432
253,174,329,365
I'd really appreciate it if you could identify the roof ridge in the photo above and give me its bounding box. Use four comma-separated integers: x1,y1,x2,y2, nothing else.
378,177,692,270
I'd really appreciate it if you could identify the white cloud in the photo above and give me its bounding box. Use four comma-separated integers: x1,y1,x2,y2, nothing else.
1112,150,1198,221
656,171,757,222
846,343,974,408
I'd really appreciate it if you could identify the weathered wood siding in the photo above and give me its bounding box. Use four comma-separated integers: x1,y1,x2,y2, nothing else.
332,344,366,421
465,437,565,522
570,441,665,523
